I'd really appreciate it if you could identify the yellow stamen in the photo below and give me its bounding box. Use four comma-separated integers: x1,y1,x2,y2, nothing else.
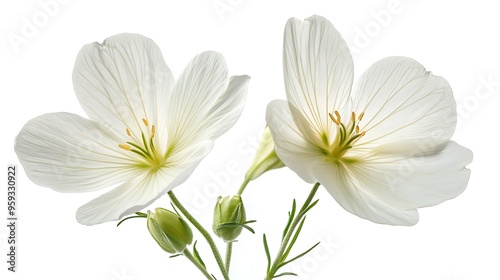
326,110,367,161
118,144,131,151
118,117,165,171
335,111,341,122
358,112,365,121
329,113,340,125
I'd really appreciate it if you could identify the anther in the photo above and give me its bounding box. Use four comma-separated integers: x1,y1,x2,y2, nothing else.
142,118,149,127
126,128,131,137
355,125,360,134
335,111,341,122
151,125,156,138
329,113,340,125
351,112,356,122
358,112,365,121
118,144,131,151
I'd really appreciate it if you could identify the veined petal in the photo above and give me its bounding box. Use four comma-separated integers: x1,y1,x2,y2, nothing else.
77,140,213,225
186,75,250,146
284,15,354,137
77,172,166,225
266,100,323,183
352,57,456,153
347,141,472,209
166,51,229,148
73,33,174,137
314,161,419,226
14,113,138,192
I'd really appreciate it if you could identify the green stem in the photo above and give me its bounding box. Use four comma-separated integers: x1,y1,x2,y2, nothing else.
265,182,321,280
168,191,229,280
237,177,250,196
183,249,213,280
225,242,233,273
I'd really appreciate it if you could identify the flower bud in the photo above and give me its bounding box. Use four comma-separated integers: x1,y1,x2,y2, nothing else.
213,195,246,242
245,126,285,182
147,208,193,254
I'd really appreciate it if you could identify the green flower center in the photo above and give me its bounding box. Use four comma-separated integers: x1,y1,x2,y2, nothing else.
322,111,366,162
118,118,167,171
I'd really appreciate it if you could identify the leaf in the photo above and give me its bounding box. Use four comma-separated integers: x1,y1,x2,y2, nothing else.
217,222,256,234
273,272,298,278
116,212,147,227
282,199,296,241
263,234,271,273
169,253,182,258
302,199,319,214
170,203,182,216
281,242,320,267
193,241,206,269
281,216,307,263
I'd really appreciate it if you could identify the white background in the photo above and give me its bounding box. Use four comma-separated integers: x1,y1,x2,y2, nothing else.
1,1,499,279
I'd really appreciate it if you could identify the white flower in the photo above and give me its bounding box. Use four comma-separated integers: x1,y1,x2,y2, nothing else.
15,34,249,225
266,16,472,225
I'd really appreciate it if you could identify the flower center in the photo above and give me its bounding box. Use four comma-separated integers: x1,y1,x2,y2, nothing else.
323,111,366,161
118,118,166,171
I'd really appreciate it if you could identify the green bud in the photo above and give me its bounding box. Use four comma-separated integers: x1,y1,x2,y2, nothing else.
213,195,247,242
245,125,285,182
147,208,193,254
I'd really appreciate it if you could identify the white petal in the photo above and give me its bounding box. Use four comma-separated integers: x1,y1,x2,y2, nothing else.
77,140,213,225
314,161,419,226
166,51,229,148
188,75,250,145
348,141,472,209
166,139,214,188
73,33,174,137
15,113,138,192
76,172,166,225
266,100,323,183
352,57,456,153
284,15,354,136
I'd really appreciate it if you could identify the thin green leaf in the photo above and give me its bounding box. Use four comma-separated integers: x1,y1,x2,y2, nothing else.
116,212,147,227
282,199,296,241
281,242,320,267
193,241,206,269
170,203,181,216
280,216,307,263
302,199,319,214
273,272,298,278
263,234,271,273
216,222,256,234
